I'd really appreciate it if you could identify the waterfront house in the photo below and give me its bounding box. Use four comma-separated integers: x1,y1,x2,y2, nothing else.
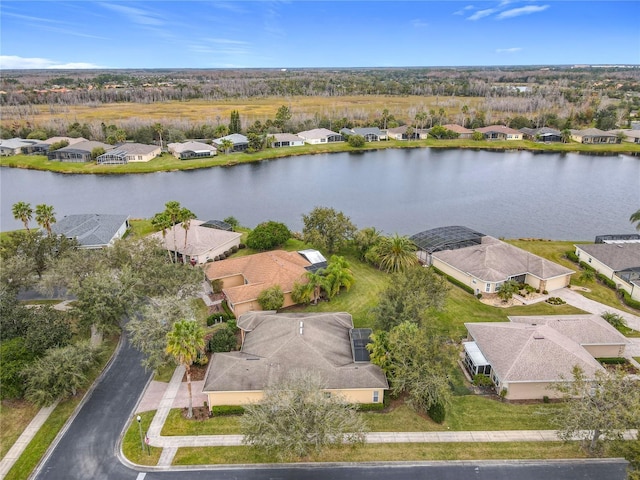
51,214,130,249
569,128,618,144
386,125,429,140
296,128,343,145
520,127,563,142
608,129,640,144
475,125,523,141
25,136,87,155
340,127,385,141
0,138,38,156
212,133,249,153
202,311,388,408
167,141,217,159
270,133,304,147
48,140,114,162
441,124,474,139
96,143,161,164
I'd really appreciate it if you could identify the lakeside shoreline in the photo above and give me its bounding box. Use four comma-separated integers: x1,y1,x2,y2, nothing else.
2,140,639,175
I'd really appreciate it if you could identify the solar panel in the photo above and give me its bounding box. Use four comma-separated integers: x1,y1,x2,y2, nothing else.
350,328,372,362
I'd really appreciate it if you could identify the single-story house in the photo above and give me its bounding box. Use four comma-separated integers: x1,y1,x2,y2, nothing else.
340,127,386,142
270,133,304,148
150,219,241,264
386,125,429,140
464,315,628,400
167,141,217,159
96,143,161,164
441,124,474,139
574,242,640,301
25,136,87,155
520,127,563,142
212,133,249,153
50,214,130,249
569,128,618,144
202,311,389,407
608,129,640,144
0,138,38,156
296,128,343,144
416,231,573,295
48,140,114,162
204,249,313,316
475,125,523,141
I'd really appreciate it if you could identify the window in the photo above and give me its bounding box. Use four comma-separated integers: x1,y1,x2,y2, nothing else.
485,283,491,293
373,391,379,403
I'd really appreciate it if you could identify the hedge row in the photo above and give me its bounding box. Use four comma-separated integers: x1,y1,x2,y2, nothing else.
596,273,617,290
356,402,385,412
621,290,640,310
432,267,475,295
210,405,245,416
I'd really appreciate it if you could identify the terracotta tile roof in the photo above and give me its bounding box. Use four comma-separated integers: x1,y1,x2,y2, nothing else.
150,220,241,257
441,124,474,134
204,250,311,304
475,125,521,135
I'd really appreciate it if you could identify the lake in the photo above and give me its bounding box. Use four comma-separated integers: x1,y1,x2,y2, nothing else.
1,148,638,240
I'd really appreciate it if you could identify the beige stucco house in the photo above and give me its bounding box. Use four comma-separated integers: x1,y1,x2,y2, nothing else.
441,124,474,139
431,236,574,295
569,128,618,144
202,311,388,408
464,315,628,400
204,250,312,316
150,219,241,264
296,128,343,144
475,125,523,141
575,243,640,301
96,143,161,164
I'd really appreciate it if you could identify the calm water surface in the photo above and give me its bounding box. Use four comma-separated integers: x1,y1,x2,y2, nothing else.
1,148,638,240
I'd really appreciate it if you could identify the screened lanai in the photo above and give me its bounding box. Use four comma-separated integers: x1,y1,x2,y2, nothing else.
410,225,485,264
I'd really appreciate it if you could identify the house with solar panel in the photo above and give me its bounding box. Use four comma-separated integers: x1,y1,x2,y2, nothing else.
202,311,388,408
50,214,130,249
410,226,574,295
464,315,629,400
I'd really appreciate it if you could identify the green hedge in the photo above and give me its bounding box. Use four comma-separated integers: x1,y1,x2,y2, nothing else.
432,267,475,295
356,402,385,412
221,300,235,319
596,357,627,364
596,273,617,289
210,405,245,416
579,261,596,272
565,251,579,263
620,290,640,310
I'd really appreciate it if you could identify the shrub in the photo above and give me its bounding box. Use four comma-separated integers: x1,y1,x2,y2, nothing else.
357,402,385,412
546,297,566,305
427,401,446,424
226,319,237,332
473,374,494,388
348,134,366,148
565,251,579,263
246,221,291,250
596,357,627,365
543,396,550,404
476,293,483,299
432,266,475,295
257,285,285,310
238,243,246,249
579,261,596,272
211,279,223,294
221,301,235,319
206,312,232,326
601,312,627,330
207,327,237,353
211,405,245,416
596,273,617,289
231,245,239,253
620,290,640,310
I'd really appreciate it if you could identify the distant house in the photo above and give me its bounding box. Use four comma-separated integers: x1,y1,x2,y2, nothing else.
270,133,304,148
520,127,563,142
386,125,429,140
464,315,628,400
202,311,389,408
167,141,217,159
340,127,385,142
150,219,241,264
441,124,474,139
608,129,640,144
411,227,574,295
204,250,313,316
574,242,640,301
296,128,343,145
212,133,249,153
48,141,114,162
475,125,523,141
0,138,38,156
96,143,161,164
25,136,87,155
51,214,130,249
569,128,618,144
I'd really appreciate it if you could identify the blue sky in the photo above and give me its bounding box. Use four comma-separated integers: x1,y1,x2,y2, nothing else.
1,1,638,69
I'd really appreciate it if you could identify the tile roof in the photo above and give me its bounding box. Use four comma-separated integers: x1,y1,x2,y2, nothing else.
204,250,311,304
272,133,303,142
202,312,388,393
466,321,605,383
475,125,521,135
167,141,216,153
149,220,241,257
576,243,640,271
296,128,340,140
441,124,474,134
51,214,129,247
109,142,161,155
56,140,114,153
570,128,616,137
432,236,574,282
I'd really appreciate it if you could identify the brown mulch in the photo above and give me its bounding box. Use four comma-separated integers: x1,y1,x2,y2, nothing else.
181,406,210,420
182,353,211,382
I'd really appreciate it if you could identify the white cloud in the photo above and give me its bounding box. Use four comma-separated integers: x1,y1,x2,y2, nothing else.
99,3,165,26
411,19,429,28
496,47,522,54
467,8,497,21
454,5,475,16
497,5,549,19
0,55,104,69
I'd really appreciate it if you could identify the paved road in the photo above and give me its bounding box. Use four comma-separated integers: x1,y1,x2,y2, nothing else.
32,332,630,480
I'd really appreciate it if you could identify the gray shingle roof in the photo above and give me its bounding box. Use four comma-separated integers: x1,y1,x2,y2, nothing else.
576,243,640,271
203,312,388,394
212,134,248,145
51,214,129,247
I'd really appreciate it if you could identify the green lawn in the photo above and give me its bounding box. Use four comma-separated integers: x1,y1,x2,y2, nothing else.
121,411,162,466
161,409,241,436
170,441,587,465
0,401,39,459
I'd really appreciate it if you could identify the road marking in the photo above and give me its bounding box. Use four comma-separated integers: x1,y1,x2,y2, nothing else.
136,473,146,480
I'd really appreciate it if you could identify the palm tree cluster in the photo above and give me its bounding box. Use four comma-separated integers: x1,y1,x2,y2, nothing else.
12,201,57,235
151,201,196,263
353,228,419,273
291,255,355,305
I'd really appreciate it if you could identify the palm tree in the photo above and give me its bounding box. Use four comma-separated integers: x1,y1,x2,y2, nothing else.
324,255,355,299
153,123,164,151
35,204,56,235
630,209,640,231
164,201,183,263
166,320,205,419
151,211,173,261
374,234,419,273
561,128,572,144
220,139,233,154
180,207,197,260
12,201,33,233
304,270,327,305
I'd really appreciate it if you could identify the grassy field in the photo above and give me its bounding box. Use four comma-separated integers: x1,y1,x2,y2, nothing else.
120,411,162,466
0,401,39,459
